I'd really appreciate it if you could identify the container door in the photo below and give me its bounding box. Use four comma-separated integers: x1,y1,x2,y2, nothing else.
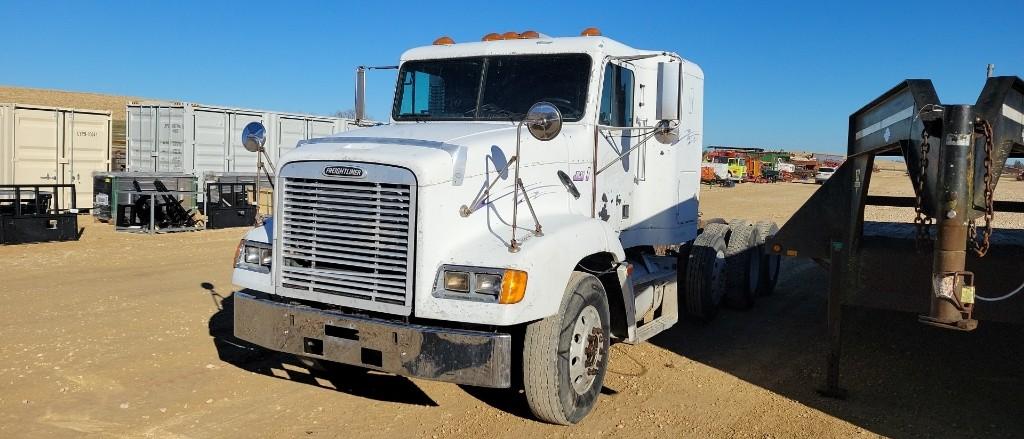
277,117,306,160
65,112,109,210
127,106,156,172
309,119,336,139
194,110,229,176
12,108,60,188
156,107,185,172
228,113,263,173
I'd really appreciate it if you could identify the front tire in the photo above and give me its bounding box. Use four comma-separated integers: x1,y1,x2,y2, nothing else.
523,271,610,425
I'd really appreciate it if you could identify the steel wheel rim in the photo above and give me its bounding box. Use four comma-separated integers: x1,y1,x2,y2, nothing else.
568,304,603,395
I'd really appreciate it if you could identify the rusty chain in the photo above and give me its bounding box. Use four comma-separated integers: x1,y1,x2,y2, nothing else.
969,119,995,257
913,128,934,248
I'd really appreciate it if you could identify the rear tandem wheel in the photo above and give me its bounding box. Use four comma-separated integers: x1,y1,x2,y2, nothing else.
684,223,729,321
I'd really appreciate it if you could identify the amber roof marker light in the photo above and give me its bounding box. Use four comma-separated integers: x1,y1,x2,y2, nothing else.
580,27,602,36
501,31,520,40
520,30,540,39
433,36,455,45
482,32,502,42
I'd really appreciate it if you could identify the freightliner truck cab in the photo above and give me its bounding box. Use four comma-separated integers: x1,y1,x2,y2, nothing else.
231,29,777,424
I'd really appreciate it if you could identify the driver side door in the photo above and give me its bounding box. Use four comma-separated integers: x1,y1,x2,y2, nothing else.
593,61,637,231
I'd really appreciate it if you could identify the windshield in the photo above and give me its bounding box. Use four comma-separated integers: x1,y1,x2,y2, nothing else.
392,54,591,121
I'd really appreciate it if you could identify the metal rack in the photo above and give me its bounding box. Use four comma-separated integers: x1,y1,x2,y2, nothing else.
110,175,202,234
0,184,79,244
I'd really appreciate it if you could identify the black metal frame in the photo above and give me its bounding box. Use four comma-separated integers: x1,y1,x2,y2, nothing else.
767,76,1024,397
114,179,202,234
204,182,258,229
0,184,79,244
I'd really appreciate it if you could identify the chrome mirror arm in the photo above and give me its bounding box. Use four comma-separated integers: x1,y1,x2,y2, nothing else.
459,156,518,217
593,126,663,176
458,101,561,252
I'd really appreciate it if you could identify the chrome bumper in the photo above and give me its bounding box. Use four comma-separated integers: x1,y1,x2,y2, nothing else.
233,291,512,388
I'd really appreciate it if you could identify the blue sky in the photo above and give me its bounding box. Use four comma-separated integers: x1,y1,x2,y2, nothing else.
1,0,1021,153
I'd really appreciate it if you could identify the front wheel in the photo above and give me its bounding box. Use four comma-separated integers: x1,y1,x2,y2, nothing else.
523,271,610,425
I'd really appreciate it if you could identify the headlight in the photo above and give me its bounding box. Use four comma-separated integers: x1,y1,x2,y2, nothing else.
434,265,527,304
475,273,502,295
443,271,471,292
236,240,272,273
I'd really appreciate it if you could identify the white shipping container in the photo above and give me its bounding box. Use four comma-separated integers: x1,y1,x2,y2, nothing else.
0,104,111,209
126,102,361,177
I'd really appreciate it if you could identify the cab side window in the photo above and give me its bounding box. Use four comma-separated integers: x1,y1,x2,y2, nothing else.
599,63,635,127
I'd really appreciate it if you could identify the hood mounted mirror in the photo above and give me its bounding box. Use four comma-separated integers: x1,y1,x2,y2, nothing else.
242,122,267,153
525,102,562,141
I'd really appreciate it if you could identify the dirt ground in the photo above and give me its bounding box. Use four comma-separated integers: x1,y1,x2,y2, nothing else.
1,173,1022,438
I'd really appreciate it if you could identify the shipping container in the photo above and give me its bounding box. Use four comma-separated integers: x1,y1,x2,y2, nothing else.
0,104,112,210
126,102,361,177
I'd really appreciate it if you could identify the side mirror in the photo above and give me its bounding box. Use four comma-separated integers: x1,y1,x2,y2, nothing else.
525,101,562,141
654,120,680,144
656,62,681,121
241,122,267,153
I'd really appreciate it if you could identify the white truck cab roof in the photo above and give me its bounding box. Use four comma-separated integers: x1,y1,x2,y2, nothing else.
400,35,703,80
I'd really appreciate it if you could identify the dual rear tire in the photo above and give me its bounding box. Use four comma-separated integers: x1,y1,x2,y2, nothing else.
684,220,780,321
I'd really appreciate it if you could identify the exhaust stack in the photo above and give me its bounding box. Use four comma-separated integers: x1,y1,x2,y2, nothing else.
354,66,366,123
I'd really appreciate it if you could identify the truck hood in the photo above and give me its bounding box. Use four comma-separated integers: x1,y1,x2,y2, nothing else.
279,122,523,187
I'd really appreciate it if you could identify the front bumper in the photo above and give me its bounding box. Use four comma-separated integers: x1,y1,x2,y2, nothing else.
233,291,512,388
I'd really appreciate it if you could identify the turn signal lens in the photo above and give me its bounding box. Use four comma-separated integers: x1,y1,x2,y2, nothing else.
499,270,528,304
444,271,471,292
233,240,244,266
580,27,602,37
433,36,455,45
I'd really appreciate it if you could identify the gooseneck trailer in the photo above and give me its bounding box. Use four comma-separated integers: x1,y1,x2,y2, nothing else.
229,29,778,424
769,76,1024,396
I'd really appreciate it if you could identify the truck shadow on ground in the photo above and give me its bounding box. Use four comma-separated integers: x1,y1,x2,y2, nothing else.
206,288,438,407
649,258,1024,439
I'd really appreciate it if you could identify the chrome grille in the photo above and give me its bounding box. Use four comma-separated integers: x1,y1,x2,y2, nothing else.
277,163,415,315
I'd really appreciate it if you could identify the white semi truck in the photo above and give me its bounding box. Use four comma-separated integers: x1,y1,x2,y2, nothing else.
230,29,779,424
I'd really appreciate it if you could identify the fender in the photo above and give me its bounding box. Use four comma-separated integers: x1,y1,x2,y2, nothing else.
414,213,628,326
231,219,274,293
